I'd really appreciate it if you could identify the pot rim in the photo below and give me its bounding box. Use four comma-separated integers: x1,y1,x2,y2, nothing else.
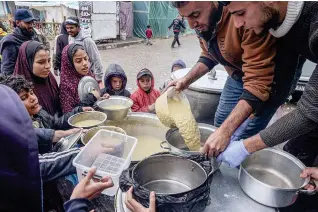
132,154,208,195
68,111,107,128
165,124,217,155
240,148,310,192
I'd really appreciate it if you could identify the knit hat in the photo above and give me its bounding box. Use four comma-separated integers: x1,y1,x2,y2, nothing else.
171,59,186,72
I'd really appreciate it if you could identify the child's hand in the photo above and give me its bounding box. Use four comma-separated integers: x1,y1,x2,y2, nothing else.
125,186,156,212
148,104,155,113
102,93,110,99
71,167,113,200
82,107,94,112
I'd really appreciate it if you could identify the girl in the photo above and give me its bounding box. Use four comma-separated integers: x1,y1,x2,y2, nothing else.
59,43,94,113
14,41,60,116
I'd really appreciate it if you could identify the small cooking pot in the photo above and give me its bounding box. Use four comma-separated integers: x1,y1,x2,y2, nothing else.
239,148,316,208
132,154,213,195
161,123,221,171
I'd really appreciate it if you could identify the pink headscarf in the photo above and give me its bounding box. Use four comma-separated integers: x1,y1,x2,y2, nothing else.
59,44,94,113
14,41,60,116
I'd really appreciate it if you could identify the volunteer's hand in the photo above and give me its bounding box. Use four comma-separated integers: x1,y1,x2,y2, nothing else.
82,107,94,112
300,167,318,191
53,128,82,143
125,186,156,212
71,167,113,200
167,76,191,93
216,140,250,168
148,103,155,113
201,128,231,157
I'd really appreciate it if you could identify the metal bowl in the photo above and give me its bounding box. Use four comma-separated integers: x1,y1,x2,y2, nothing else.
68,111,107,129
132,155,207,195
81,126,126,145
97,96,133,120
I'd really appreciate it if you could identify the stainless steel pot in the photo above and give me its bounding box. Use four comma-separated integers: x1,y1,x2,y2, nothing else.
97,96,133,120
239,148,315,208
68,111,107,129
132,154,208,195
171,67,227,125
161,123,221,170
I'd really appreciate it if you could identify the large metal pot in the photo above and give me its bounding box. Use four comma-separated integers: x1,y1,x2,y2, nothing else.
172,67,227,125
161,123,221,171
132,155,209,195
106,112,169,162
97,96,133,120
239,148,315,207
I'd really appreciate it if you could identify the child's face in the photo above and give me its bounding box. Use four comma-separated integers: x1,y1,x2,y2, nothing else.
18,89,41,116
111,77,123,91
33,49,51,78
138,75,152,92
172,65,183,72
73,49,90,76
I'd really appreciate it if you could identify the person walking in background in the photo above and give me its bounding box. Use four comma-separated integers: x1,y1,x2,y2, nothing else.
168,15,186,48
65,17,104,85
0,9,38,75
53,22,68,76
145,25,153,45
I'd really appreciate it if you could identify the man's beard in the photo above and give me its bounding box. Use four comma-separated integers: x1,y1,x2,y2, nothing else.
19,26,34,37
260,6,280,32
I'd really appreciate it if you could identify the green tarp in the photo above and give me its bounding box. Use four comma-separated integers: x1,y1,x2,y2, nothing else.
133,1,194,38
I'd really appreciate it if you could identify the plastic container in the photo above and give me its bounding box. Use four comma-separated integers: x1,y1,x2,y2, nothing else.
73,129,138,196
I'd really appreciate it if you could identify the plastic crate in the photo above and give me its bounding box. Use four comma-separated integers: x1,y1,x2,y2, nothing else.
73,129,138,196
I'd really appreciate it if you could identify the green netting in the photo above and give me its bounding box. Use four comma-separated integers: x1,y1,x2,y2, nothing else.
133,1,194,38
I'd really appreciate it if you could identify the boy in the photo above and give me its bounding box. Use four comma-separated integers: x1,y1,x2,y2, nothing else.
160,59,186,92
101,63,131,98
131,68,160,113
0,75,92,153
145,25,153,45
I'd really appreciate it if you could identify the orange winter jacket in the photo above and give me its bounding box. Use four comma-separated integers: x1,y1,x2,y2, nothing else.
198,7,276,103
131,70,161,112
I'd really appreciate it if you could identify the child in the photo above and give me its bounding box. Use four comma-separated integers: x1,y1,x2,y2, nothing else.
0,85,112,211
59,43,95,113
145,25,153,45
160,59,186,92
101,63,131,98
0,75,92,153
131,68,161,113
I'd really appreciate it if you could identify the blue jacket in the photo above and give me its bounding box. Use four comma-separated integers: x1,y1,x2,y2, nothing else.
0,85,89,212
0,84,42,211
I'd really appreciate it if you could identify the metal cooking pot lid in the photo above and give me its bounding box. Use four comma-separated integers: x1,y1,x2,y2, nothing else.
78,76,100,101
171,67,228,94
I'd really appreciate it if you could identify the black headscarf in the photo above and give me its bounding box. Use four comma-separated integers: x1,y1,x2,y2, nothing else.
60,22,68,35
26,41,43,73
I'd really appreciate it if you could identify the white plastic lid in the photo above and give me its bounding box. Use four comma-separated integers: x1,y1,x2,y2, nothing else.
172,67,228,94
73,129,138,176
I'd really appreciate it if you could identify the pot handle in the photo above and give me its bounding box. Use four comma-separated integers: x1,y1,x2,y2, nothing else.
299,180,318,195
160,141,171,150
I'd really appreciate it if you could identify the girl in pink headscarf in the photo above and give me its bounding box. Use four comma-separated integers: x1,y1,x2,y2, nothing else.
59,44,94,113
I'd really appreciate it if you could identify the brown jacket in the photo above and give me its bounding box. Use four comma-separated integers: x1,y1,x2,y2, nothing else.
199,8,276,102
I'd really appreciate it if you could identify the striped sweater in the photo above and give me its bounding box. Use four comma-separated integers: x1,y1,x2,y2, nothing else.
260,1,318,146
